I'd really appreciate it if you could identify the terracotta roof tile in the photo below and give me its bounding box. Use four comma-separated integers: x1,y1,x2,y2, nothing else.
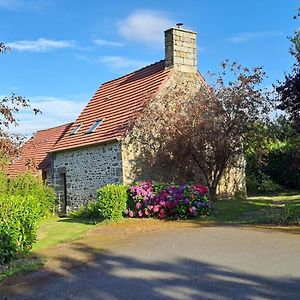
7,123,72,176
52,60,172,152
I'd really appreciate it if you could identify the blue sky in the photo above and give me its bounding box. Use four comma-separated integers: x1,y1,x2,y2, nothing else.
0,0,299,135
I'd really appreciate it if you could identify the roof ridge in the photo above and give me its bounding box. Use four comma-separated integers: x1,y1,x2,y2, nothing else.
101,59,166,86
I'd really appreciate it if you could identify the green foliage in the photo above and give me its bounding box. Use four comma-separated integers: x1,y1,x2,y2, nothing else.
258,174,282,193
232,190,247,201
246,174,281,194
70,201,101,219
0,172,56,265
245,176,259,194
0,195,45,264
0,256,44,283
0,171,7,195
0,228,15,265
71,185,128,220
245,117,299,191
97,184,128,220
6,172,56,214
267,203,300,225
263,148,300,189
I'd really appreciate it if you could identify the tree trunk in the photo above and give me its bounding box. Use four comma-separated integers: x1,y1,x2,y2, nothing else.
209,186,217,202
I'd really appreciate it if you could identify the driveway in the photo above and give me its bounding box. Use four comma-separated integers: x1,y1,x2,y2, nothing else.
1,223,300,300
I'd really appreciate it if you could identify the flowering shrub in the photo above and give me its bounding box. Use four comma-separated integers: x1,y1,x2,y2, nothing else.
125,181,212,220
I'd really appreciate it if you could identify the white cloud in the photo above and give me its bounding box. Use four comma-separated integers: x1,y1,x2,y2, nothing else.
228,31,284,44
7,96,87,136
7,38,75,52
100,56,149,71
118,10,174,45
93,39,123,47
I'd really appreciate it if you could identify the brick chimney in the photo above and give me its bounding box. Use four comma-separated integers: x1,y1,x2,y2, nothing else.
164,23,197,73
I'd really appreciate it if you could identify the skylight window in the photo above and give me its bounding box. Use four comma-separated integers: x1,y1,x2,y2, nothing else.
69,123,82,135
86,119,103,134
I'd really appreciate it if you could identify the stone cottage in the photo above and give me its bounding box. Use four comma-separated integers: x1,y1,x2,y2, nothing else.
9,25,245,212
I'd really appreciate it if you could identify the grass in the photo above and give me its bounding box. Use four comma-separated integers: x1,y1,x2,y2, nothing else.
0,256,44,282
206,190,300,224
33,216,100,251
0,216,101,282
2,191,299,282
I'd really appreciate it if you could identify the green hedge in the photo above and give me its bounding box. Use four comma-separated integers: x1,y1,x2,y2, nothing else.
71,184,128,220
5,172,56,213
0,172,56,265
97,184,128,220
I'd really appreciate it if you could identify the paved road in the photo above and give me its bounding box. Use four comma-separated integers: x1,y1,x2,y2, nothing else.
1,225,300,300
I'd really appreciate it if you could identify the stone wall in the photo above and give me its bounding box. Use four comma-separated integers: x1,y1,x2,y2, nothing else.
52,141,123,212
217,156,246,197
122,70,204,184
122,70,246,196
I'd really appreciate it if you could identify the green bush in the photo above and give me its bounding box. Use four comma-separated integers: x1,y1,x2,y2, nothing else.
7,172,56,215
0,171,8,196
0,227,15,265
246,176,259,194
97,184,128,220
0,172,56,265
0,195,47,265
267,203,299,225
258,174,282,193
232,190,247,201
70,201,101,219
246,174,281,195
245,116,299,190
263,149,300,189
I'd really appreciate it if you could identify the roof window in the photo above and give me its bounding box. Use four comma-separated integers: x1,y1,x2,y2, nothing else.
86,119,103,134
69,123,82,135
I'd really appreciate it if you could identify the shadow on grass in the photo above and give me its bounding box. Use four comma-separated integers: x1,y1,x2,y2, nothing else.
1,243,300,300
0,255,44,283
57,217,104,225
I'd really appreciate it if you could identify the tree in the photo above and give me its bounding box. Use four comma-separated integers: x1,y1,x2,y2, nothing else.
0,43,40,169
276,8,300,132
127,61,272,200
245,116,300,191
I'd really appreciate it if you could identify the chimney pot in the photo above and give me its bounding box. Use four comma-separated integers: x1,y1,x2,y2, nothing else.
176,22,184,29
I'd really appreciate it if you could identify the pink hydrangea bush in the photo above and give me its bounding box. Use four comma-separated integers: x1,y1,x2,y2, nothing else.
125,181,213,220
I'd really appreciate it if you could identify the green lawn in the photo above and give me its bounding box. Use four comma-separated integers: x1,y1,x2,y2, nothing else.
206,190,300,224
33,216,100,251
0,217,99,282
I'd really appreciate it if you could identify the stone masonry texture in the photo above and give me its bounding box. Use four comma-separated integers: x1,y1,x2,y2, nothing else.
52,141,122,212
165,27,197,73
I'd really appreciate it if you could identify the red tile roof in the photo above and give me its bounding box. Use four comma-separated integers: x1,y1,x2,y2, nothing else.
7,123,72,176
52,60,172,152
